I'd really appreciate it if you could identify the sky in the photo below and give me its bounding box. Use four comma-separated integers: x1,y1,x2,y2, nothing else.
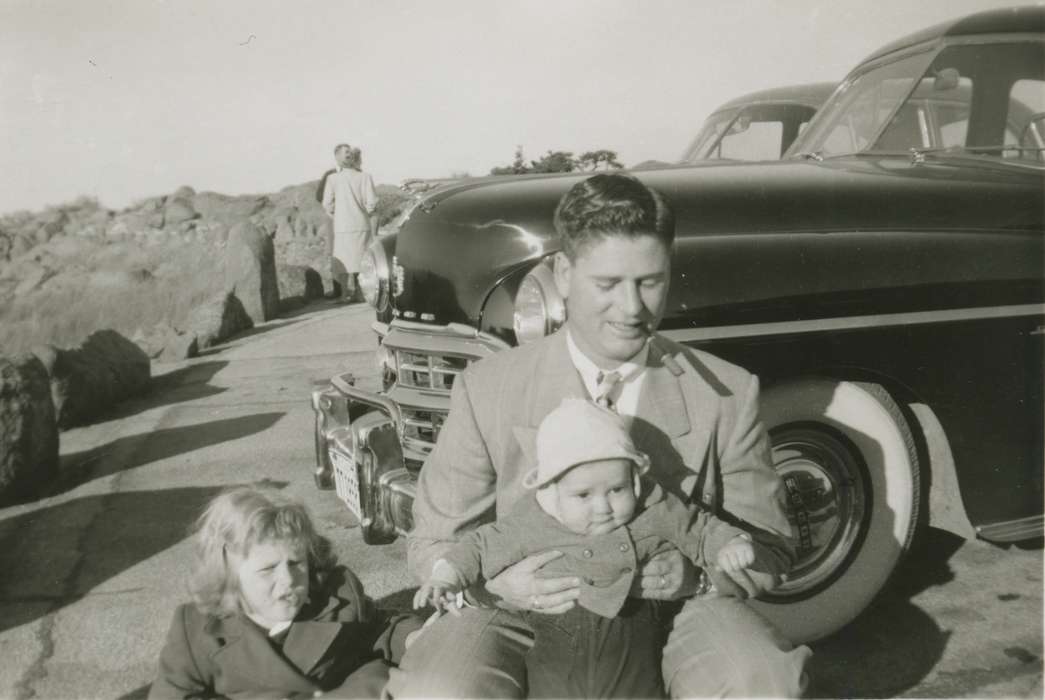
0,0,1030,214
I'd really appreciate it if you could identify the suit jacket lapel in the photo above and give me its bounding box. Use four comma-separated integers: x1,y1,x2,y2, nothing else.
635,341,692,439
634,340,720,502
528,331,588,428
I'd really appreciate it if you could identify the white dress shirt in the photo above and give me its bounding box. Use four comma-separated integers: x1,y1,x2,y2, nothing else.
565,330,650,416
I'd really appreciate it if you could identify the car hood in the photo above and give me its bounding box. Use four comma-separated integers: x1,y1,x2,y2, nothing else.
391,158,1043,327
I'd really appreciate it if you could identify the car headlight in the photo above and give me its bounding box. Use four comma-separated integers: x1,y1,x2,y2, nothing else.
358,239,390,310
513,260,565,344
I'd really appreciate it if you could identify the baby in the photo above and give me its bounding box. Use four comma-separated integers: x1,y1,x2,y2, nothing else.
414,397,783,619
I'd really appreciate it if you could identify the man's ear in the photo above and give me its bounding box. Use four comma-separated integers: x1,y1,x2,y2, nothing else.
552,251,572,299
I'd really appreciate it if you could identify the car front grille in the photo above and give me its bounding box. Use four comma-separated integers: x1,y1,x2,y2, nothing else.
401,406,448,446
377,320,511,460
396,350,470,391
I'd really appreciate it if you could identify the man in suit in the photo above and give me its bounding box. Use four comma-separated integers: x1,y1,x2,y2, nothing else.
394,173,811,698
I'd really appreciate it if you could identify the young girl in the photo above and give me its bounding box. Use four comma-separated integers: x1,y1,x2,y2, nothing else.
150,486,420,699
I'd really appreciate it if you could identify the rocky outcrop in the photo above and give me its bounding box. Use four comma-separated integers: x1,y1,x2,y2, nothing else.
33,330,151,429
132,322,199,362
163,197,198,226
225,221,279,323
14,263,55,297
277,264,324,310
188,292,253,350
191,192,267,227
0,354,58,503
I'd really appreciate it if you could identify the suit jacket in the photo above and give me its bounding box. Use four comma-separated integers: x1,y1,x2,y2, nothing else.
149,567,421,699
408,329,795,590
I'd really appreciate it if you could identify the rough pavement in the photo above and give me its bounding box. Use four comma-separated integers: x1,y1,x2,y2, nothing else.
0,300,1040,698
0,301,409,700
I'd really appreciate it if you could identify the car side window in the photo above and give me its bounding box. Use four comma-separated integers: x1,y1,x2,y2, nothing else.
718,115,784,160
1009,78,1045,162
714,103,818,160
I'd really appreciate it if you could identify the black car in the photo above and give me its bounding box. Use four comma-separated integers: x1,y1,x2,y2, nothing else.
678,82,834,163
311,6,1044,642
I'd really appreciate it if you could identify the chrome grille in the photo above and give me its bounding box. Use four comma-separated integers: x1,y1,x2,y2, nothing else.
396,351,469,391
401,407,448,446
377,320,511,458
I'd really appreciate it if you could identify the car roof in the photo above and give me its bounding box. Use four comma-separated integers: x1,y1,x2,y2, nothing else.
860,5,1045,66
712,82,836,113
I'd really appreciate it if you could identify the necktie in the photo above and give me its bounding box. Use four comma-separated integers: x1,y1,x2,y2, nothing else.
594,371,622,411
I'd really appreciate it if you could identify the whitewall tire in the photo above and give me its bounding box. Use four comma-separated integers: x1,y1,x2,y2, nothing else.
750,378,920,643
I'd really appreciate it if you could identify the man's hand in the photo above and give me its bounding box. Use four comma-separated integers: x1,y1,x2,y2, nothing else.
632,547,699,600
484,550,580,614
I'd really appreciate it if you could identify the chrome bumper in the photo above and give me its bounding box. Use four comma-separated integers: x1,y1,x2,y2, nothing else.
310,373,417,544
310,319,510,543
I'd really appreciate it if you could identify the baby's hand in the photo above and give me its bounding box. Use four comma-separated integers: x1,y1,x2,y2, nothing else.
412,559,466,615
716,533,755,574
412,581,462,615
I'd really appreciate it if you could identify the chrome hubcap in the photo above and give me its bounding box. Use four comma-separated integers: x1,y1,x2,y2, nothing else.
767,426,866,599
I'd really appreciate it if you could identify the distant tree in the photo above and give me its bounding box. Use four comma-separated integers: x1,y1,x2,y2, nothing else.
578,149,624,171
491,146,530,175
490,146,622,175
529,150,576,173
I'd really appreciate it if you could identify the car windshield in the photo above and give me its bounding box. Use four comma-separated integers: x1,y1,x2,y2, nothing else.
789,40,1045,166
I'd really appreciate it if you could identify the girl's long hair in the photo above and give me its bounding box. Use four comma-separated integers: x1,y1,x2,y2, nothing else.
187,486,337,616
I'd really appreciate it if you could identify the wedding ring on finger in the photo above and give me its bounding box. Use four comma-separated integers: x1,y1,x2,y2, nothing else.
660,575,668,589
531,595,541,610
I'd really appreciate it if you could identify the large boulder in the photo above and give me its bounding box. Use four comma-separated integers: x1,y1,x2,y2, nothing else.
0,354,58,503
14,263,54,298
10,232,33,258
276,264,324,310
188,291,253,350
33,330,151,429
164,197,198,226
133,322,199,362
225,221,279,323
192,192,268,227
35,210,68,245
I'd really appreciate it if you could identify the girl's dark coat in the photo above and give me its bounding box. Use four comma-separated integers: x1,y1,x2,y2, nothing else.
149,567,419,699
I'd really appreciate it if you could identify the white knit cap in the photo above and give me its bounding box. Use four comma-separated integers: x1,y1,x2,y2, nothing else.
522,398,650,490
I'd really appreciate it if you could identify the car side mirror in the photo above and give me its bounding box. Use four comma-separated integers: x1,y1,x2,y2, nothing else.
933,67,961,92
728,114,752,135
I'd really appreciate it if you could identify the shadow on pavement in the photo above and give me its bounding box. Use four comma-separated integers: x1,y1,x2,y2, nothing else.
0,481,283,635
49,412,285,497
807,527,965,698
116,685,149,700
104,361,230,424
194,318,304,357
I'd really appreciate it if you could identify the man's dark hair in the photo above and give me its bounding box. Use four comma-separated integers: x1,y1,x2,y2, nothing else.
553,173,675,260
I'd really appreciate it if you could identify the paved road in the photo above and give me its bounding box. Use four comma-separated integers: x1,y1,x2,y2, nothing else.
0,301,1040,698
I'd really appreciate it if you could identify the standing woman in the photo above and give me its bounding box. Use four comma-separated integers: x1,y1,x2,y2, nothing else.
322,144,379,302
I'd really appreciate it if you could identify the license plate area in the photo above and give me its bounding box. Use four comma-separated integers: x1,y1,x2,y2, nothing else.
331,449,362,520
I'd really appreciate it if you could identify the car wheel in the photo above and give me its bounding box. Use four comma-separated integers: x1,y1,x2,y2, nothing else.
749,378,920,643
